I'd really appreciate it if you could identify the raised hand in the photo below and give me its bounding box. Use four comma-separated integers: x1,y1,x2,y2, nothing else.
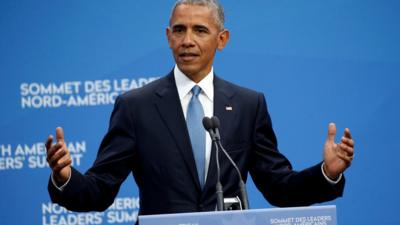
45,127,72,185
323,123,355,180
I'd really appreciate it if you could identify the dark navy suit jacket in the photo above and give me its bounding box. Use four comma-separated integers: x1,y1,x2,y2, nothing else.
48,71,344,215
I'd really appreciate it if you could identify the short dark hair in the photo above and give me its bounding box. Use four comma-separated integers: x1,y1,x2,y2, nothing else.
170,0,225,30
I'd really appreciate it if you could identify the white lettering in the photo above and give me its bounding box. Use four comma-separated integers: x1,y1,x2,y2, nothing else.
0,156,24,170
106,211,137,223
108,197,140,210
84,80,111,93
0,144,12,156
21,95,63,108
20,82,81,96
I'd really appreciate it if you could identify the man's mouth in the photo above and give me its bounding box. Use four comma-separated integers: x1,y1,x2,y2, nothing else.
179,52,199,62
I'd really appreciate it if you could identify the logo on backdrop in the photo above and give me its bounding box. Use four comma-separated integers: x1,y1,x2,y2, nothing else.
0,141,85,171
20,77,159,109
42,197,139,225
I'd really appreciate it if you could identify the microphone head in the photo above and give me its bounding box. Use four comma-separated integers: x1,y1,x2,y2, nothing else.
211,116,220,129
202,117,214,130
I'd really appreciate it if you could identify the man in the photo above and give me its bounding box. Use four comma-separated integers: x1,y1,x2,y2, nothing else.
46,0,354,218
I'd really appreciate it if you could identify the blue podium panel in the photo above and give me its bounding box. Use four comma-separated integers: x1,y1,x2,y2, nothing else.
139,205,337,225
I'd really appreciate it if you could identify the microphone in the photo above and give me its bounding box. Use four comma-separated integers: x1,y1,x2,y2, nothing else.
210,116,250,210
202,117,224,211
210,116,221,140
202,117,216,139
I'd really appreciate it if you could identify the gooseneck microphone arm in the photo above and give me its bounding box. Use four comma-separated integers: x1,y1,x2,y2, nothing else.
211,116,250,210
216,141,249,210
202,117,224,211
214,143,224,211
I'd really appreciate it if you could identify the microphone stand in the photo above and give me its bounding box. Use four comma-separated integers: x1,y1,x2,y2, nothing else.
212,116,250,210
202,117,224,211
203,116,250,210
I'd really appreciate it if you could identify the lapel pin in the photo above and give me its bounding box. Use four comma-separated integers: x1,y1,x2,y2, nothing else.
225,106,233,111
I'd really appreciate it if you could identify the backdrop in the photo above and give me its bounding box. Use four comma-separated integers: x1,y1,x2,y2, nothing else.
1,1,399,225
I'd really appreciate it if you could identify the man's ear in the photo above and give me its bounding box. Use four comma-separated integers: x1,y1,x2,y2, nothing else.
166,27,172,48
217,29,230,51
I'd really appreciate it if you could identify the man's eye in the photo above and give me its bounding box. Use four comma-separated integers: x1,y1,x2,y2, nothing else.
196,28,208,34
172,27,185,33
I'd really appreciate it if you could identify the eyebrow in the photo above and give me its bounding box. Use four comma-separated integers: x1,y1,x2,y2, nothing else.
171,24,185,29
193,24,210,32
171,24,210,31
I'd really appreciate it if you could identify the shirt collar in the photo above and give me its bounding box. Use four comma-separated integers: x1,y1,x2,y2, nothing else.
174,65,214,102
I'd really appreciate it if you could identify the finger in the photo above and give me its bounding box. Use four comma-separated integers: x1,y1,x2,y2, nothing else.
45,135,53,151
339,143,354,156
46,142,63,160
56,127,65,144
48,148,68,168
337,151,353,164
53,155,72,172
336,146,354,161
344,128,352,139
341,136,355,148
326,123,336,143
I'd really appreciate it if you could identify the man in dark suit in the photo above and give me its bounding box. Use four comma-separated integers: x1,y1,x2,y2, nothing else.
46,0,355,217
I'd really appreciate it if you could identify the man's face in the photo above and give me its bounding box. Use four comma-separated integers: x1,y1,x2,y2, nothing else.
167,4,229,82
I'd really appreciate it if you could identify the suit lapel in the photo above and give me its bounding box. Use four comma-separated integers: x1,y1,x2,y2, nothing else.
213,76,237,141
154,72,201,191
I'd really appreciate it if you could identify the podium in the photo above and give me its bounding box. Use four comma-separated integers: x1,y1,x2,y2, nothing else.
139,205,337,225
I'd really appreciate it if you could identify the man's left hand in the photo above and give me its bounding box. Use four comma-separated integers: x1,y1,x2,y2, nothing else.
323,123,355,180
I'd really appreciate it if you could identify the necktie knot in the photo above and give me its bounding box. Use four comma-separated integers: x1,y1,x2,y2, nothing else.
191,85,201,97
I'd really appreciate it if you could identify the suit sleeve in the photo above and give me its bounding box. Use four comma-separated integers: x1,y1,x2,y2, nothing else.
249,93,345,207
48,95,137,211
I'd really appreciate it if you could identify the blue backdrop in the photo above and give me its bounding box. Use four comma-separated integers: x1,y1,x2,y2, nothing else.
1,1,399,225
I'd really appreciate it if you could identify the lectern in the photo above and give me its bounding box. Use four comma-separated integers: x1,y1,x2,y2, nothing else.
139,205,337,225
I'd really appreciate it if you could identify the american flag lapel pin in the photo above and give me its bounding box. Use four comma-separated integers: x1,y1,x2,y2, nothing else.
225,105,233,111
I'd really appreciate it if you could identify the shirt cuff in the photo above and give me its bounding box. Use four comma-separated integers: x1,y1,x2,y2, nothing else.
51,172,71,191
321,162,342,185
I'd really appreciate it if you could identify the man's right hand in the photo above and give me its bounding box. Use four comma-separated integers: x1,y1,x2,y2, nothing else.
45,127,72,185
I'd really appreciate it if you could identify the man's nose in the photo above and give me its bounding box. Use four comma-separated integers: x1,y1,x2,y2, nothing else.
182,31,195,47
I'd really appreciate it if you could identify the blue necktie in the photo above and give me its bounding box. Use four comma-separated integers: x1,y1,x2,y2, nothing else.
186,85,206,188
